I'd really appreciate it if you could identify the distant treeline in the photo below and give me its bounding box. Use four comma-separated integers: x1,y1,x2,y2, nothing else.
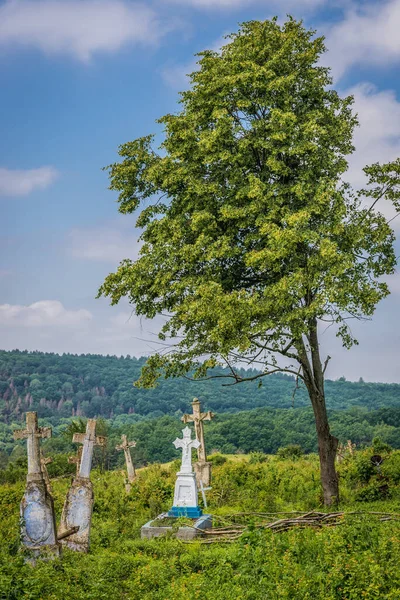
2,405,400,482
1,350,400,425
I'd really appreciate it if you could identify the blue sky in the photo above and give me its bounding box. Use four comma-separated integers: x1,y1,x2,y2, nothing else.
0,0,400,382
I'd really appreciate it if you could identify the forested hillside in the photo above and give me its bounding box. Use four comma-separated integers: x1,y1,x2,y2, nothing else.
1,350,400,424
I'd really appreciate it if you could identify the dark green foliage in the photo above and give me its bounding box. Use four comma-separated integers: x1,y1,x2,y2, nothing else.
208,454,228,466
3,350,400,431
248,452,269,464
277,444,304,459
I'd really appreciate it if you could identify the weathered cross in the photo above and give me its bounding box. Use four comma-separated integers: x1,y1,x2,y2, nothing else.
68,446,83,476
115,435,137,483
40,450,53,493
182,398,214,463
72,420,106,479
13,412,52,480
173,426,200,474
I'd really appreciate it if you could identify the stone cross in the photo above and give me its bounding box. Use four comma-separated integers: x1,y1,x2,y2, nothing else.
182,398,214,463
59,419,107,553
169,426,202,517
347,440,356,455
72,419,106,479
173,426,200,474
13,412,59,557
68,446,83,477
40,451,53,494
13,412,51,481
116,435,136,483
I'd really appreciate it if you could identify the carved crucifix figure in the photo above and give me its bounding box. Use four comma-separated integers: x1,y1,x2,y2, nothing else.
13,412,59,557
59,419,107,552
168,426,202,518
116,435,136,484
182,398,214,463
173,426,200,474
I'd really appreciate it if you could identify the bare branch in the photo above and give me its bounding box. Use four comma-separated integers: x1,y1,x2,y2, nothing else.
322,355,331,375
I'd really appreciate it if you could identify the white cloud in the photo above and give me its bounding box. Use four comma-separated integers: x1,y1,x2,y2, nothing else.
0,0,169,62
164,0,323,9
344,83,400,198
162,60,197,89
0,300,92,327
326,0,400,81
0,166,58,197
68,225,140,263
162,35,225,89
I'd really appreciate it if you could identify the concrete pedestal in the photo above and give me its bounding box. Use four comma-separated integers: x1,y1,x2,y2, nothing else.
141,514,212,540
20,477,60,558
58,477,94,553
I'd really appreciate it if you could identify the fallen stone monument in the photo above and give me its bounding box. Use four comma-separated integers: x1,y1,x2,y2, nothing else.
58,419,106,552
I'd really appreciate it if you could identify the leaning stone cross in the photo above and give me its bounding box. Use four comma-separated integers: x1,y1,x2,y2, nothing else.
182,398,214,463
13,412,59,557
72,419,106,479
59,419,107,553
40,451,53,494
182,398,214,486
68,446,83,476
14,412,52,480
116,435,136,486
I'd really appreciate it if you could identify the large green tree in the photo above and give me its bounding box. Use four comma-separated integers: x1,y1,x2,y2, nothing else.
98,18,400,505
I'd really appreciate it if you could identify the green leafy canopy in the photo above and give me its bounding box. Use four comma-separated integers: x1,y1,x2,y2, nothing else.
98,18,400,388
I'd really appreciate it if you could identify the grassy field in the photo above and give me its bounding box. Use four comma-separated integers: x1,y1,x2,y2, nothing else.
1,451,400,599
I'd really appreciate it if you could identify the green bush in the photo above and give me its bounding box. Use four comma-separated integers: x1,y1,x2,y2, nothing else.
248,452,269,464
208,454,227,466
277,445,304,460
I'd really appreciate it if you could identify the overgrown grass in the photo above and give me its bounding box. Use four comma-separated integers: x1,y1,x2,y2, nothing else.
1,451,400,599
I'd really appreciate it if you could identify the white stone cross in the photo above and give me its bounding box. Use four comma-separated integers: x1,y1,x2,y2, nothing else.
13,412,52,479
116,435,137,483
173,426,200,474
73,419,106,479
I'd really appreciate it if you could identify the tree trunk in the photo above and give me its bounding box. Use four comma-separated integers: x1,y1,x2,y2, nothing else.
309,388,339,505
297,320,339,505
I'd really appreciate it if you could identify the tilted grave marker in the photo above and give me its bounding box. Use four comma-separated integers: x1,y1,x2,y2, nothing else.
58,419,106,552
116,434,136,492
68,446,83,476
182,398,214,486
168,426,202,518
40,451,53,495
13,412,60,557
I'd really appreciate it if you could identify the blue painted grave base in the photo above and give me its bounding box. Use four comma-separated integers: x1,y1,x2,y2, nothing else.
168,506,203,518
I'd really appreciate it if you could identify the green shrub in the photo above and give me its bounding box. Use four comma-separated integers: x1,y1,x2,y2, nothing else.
208,454,227,466
248,452,268,464
277,445,304,460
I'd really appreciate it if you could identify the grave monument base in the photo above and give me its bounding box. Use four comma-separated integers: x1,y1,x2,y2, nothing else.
58,477,94,553
20,478,60,559
168,506,203,518
141,513,212,540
